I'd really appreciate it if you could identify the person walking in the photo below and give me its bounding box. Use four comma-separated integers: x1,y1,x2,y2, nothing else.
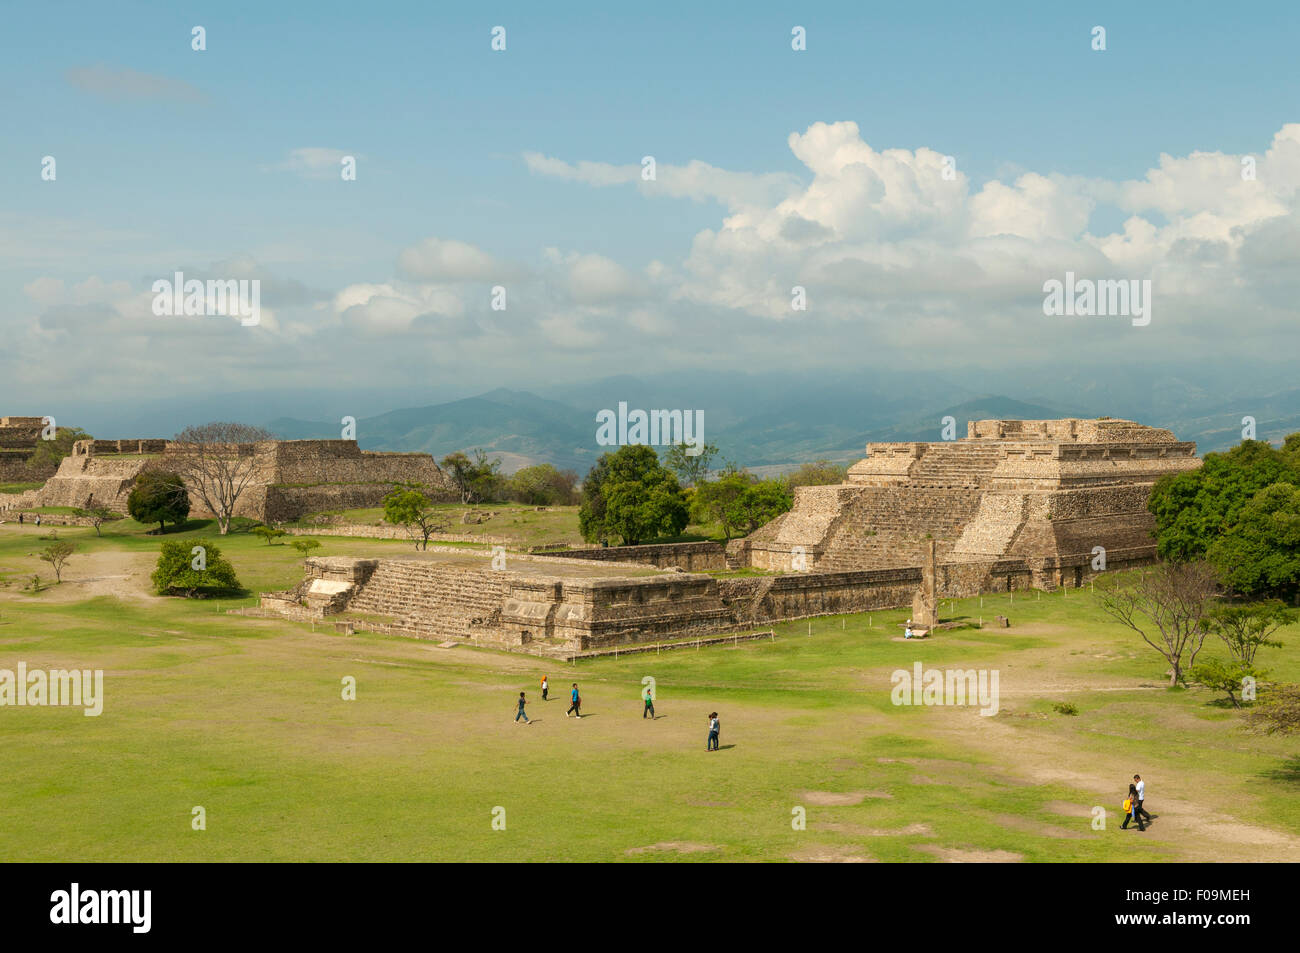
643,684,655,719
1120,782,1144,831
566,683,581,718
541,675,548,701
706,711,720,751
1133,774,1151,825
515,691,531,724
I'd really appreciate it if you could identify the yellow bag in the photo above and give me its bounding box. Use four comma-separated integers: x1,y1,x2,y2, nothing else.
1122,798,1132,812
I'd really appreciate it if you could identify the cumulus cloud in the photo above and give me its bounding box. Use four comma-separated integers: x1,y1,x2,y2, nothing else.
11,121,1300,405
396,237,504,283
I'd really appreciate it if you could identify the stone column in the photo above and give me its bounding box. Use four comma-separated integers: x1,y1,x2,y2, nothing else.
911,538,938,627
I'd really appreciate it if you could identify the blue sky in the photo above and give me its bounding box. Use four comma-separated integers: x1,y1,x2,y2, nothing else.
2,0,1299,418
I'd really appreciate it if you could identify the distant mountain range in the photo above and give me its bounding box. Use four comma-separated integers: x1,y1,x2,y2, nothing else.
262,372,1298,476
48,367,1299,476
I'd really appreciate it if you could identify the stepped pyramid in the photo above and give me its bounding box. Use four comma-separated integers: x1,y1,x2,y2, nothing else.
746,418,1200,576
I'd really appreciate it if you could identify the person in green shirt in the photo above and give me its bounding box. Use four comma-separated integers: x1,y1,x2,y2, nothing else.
643,685,655,719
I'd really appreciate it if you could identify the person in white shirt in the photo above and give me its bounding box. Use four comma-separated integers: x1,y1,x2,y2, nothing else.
1133,774,1151,824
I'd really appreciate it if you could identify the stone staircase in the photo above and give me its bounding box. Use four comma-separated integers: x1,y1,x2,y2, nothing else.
816,486,983,571
344,560,508,641
908,444,1004,488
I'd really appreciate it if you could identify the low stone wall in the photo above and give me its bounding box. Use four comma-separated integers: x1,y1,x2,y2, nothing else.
500,574,737,650
535,540,727,572
718,566,923,623
280,524,514,545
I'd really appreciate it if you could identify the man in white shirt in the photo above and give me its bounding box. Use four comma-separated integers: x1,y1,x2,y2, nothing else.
1133,774,1151,824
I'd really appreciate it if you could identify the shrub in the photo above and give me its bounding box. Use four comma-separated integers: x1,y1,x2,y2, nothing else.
151,539,240,597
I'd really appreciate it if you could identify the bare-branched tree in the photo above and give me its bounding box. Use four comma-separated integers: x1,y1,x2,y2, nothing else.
169,422,274,535
1096,561,1221,686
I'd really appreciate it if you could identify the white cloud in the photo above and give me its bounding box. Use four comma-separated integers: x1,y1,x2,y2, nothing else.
269,148,355,181
524,151,800,211
396,237,502,282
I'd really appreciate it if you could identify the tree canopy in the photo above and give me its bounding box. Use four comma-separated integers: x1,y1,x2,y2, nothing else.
579,445,687,545
127,470,191,533
1204,482,1300,599
1149,439,1300,561
151,538,240,597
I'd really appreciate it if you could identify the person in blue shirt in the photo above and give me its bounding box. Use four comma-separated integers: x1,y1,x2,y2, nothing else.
515,691,531,724
566,683,581,718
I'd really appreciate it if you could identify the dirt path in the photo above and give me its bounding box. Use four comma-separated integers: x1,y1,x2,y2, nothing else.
930,706,1300,862
1,548,159,603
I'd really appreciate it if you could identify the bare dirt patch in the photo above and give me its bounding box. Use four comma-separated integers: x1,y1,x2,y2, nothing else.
929,706,1300,861
789,845,875,863
2,549,157,603
917,845,1023,862
818,821,933,837
626,842,717,856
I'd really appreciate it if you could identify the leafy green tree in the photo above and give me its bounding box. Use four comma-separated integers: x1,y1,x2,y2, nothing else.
1247,684,1300,734
291,539,321,560
1204,600,1292,668
1206,483,1300,598
26,427,92,473
603,480,689,546
252,525,287,545
662,442,718,488
691,471,755,539
579,455,611,542
440,452,475,503
1189,658,1264,708
127,471,190,533
382,483,451,550
723,479,794,535
507,464,578,506
1149,439,1300,561
580,445,687,545
440,449,503,503
39,540,76,582
151,538,239,597
785,459,849,488
72,505,118,537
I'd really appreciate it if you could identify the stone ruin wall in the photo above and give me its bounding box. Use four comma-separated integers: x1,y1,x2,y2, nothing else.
535,540,731,572
750,418,1199,577
241,417,1204,657
16,437,452,522
0,417,59,483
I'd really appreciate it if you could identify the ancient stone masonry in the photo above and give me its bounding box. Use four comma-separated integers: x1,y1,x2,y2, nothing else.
0,416,57,483
254,418,1202,657
747,418,1200,589
19,438,453,521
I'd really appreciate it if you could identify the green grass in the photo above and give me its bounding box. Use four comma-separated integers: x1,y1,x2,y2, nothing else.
287,502,729,548
0,482,42,495
1,521,1298,861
